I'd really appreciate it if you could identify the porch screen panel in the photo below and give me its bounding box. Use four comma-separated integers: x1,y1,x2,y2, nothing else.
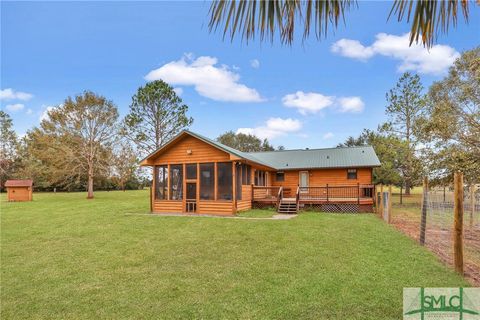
200,163,214,200
186,163,197,179
241,164,251,185
155,165,168,200
170,164,183,200
217,162,232,200
236,164,242,200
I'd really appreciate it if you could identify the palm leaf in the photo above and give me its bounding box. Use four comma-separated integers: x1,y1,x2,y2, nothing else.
208,0,355,45
209,0,474,48
389,0,471,48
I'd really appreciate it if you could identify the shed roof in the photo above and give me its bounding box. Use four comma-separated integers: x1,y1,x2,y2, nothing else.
5,180,33,187
141,130,381,170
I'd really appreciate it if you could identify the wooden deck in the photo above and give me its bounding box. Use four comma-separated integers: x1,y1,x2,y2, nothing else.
252,185,376,213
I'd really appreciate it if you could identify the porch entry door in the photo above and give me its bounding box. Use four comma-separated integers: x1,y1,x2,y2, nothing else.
186,182,197,212
299,171,309,193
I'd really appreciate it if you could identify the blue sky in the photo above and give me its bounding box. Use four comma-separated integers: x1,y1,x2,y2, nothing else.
1,1,479,149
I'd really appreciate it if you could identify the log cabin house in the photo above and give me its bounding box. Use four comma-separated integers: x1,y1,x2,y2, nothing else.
140,130,381,215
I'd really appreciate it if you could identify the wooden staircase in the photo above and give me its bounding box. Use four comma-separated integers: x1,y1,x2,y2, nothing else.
276,187,300,214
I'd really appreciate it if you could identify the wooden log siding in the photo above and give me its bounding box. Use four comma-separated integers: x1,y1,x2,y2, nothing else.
150,135,236,214
150,135,231,164
270,168,372,190
237,184,253,212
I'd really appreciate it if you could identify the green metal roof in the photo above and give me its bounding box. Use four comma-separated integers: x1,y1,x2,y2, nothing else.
142,130,381,170
246,146,381,170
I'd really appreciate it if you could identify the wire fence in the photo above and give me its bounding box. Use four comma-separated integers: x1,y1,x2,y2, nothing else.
385,181,480,285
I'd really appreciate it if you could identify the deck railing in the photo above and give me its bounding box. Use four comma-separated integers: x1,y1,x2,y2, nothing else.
252,186,293,201
299,184,375,203
253,184,375,203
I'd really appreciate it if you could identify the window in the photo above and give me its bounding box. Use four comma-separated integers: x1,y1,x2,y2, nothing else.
200,163,214,200
170,164,183,200
217,162,232,200
347,169,357,179
255,170,266,186
236,163,242,200
276,172,285,182
186,163,197,179
155,165,168,200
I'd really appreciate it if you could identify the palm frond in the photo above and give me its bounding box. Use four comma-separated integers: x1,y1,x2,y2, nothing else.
208,0,356,45
389,0,471,48
209,0,474,48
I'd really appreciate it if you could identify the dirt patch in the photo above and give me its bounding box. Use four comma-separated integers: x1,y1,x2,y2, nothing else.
390,205,480,286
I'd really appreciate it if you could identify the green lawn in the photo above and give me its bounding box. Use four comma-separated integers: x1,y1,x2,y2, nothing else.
236,208,276,218
1,190,468,319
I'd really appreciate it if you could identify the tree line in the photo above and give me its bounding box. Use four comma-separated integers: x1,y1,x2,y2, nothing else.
338,47,479,193
0,80,281,197
1,47,478,197
0,80,193,197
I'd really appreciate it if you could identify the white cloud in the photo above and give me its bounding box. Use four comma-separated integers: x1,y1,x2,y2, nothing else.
331,39,375,61
323,132,334,140
282,91,335,115
337,96,364,113
145,54,263,102
5,103,25,112
282,91,365,114
237,117,302,140
0,88,33,101
173,87,183,96
331,33,459,75
26,108,33,115
250,59,260,69
40,105,55,122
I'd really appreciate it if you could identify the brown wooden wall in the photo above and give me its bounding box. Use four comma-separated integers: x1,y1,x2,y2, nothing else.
237,184,253,212
149,135,231,164
198,201,233,215
270,168,372,190
7,187,32,201
153,200,183,213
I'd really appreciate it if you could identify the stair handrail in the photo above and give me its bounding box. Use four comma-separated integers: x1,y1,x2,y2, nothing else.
295,185,300,212
276,186,283,208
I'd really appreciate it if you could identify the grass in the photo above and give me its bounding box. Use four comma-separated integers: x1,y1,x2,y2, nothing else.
236,208,276,218
1,190,469,319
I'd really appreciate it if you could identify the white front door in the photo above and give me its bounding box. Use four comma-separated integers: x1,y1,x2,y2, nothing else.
299,171,309,192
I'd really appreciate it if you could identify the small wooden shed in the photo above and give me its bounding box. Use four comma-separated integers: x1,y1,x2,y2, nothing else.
5,180,33,202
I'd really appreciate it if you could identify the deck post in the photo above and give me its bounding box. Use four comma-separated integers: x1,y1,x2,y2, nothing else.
326,184,329,203
251,183,254,206
357,183,360,204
